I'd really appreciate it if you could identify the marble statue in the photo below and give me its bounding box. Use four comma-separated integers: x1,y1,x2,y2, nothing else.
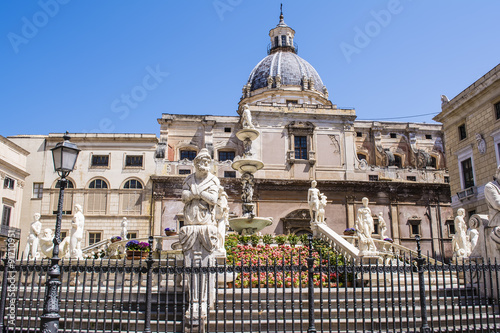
215,186,229,254
452,208,471,258
308,180,320,223
121,217,128,240
441,94,449,104
38,228,70,259
70,204,85,259
241,174,254,203
241,104,255,129
317,194,327,224
24,213,42,260
468,227,479,252
378,212,387,239
485,165,500,227
178,148,220,323
355,197,377,253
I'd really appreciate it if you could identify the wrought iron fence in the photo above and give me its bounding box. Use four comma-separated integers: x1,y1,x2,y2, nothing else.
0,240,499,332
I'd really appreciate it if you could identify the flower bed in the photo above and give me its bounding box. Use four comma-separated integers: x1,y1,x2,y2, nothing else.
225,234,350,288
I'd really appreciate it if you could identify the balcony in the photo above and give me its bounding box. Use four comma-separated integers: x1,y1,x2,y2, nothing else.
267,42,299,55
0,225,21,239
457,187,475,200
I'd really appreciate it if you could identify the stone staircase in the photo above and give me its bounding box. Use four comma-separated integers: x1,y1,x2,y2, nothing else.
6,271,500,333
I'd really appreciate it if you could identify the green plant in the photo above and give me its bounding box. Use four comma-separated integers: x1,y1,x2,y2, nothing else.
250,234,260,246
299,234,310,245
238,235,251,244
275,235,287,245
262,234,274,245
288,234,299,247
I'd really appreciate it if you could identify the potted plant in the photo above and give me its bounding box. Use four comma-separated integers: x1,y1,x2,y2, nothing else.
343,228,356,236
383,237,393,243
164,227,177,236
287,234,299,247
110,236,122,243
125,240,150,260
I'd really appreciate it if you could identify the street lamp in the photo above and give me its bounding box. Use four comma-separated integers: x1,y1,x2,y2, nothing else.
40,132,79,333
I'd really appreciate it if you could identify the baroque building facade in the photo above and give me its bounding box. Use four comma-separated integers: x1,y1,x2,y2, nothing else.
152,13,454,259
9,133,157,254
434,63,500,217
0,136,28,257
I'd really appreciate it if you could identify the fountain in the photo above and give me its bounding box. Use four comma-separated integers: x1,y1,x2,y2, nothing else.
229,105,273,235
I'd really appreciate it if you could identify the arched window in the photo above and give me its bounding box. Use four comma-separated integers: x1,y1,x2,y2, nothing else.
122,179,143,215
89,179,108,189
55,180,74,188
357,153,367,161
53,180,75,214
180,150,197,161
87,178,108,214
429,156,437,168
124,179,143,189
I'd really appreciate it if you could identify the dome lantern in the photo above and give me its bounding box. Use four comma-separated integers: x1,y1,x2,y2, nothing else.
268,6,297,55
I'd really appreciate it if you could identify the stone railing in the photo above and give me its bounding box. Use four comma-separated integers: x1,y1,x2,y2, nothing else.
81,236,181,259
312,223,361,263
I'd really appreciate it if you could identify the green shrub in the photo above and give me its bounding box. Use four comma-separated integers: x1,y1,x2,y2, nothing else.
250,234,260,246
262,234,274,245
288,234,299,247
275,235,287,245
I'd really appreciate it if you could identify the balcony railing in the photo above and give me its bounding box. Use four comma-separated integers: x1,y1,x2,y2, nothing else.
267,42,299,55
0,224,21,239
457,186,475,200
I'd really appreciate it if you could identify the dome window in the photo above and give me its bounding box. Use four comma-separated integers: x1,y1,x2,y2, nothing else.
274,36,279,48
281,35,287,46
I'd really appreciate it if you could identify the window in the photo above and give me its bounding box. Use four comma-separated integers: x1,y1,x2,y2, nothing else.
407,176,416,181
274,36,278,47
281,35,287,46
461,158,474,188
125,155,143,167
425,134,432,140
224,171,236,178
444,176,450,183
87,179,108,215
356,132,363,137
55,180,74,188
286,100,298,104
124,179,143,189
127,232,137,239
89,179,108,189
372,217,379,235
447,222,455,237
408,219,421,237
369,175,379,181
394,155,402,168
224,127,231,133
179,169,191,175
91,155,109,167
60,231,68,240
53,180,74,214
390,133,397,139
468,210,476,219
180,150,197,161
429,156,437,168
33,183,43,199
218,151,235,162
357,153,367,161
1,205,12,226
458,124,467,140
4,177,14,190
88,232,102,246
121,179,143,215
294,136,308,160
495,102,500,120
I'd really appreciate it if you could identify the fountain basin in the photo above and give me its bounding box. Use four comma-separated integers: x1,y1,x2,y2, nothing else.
229,216,273,235
236,128,260,142
232,159,264,174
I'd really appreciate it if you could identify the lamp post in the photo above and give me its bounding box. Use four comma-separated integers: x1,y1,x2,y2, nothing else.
40,132,80,333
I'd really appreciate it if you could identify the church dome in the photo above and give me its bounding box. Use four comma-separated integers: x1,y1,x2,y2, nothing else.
241,10,328,100
246,52,324,92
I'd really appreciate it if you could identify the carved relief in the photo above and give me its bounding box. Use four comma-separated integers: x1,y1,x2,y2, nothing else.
328,135,340,153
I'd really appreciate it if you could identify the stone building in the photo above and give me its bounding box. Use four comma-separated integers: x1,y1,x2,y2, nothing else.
152,13,454,259
434,63,500,217
0,136,29,257
9,133,158,254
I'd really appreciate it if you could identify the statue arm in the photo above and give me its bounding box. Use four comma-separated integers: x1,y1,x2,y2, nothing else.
200,185,219,206
485,183,500,211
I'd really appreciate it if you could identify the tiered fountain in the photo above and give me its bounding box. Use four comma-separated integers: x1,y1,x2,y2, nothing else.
229,105,273,235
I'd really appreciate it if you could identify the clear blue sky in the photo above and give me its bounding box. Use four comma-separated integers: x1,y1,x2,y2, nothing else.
1,1,499,137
